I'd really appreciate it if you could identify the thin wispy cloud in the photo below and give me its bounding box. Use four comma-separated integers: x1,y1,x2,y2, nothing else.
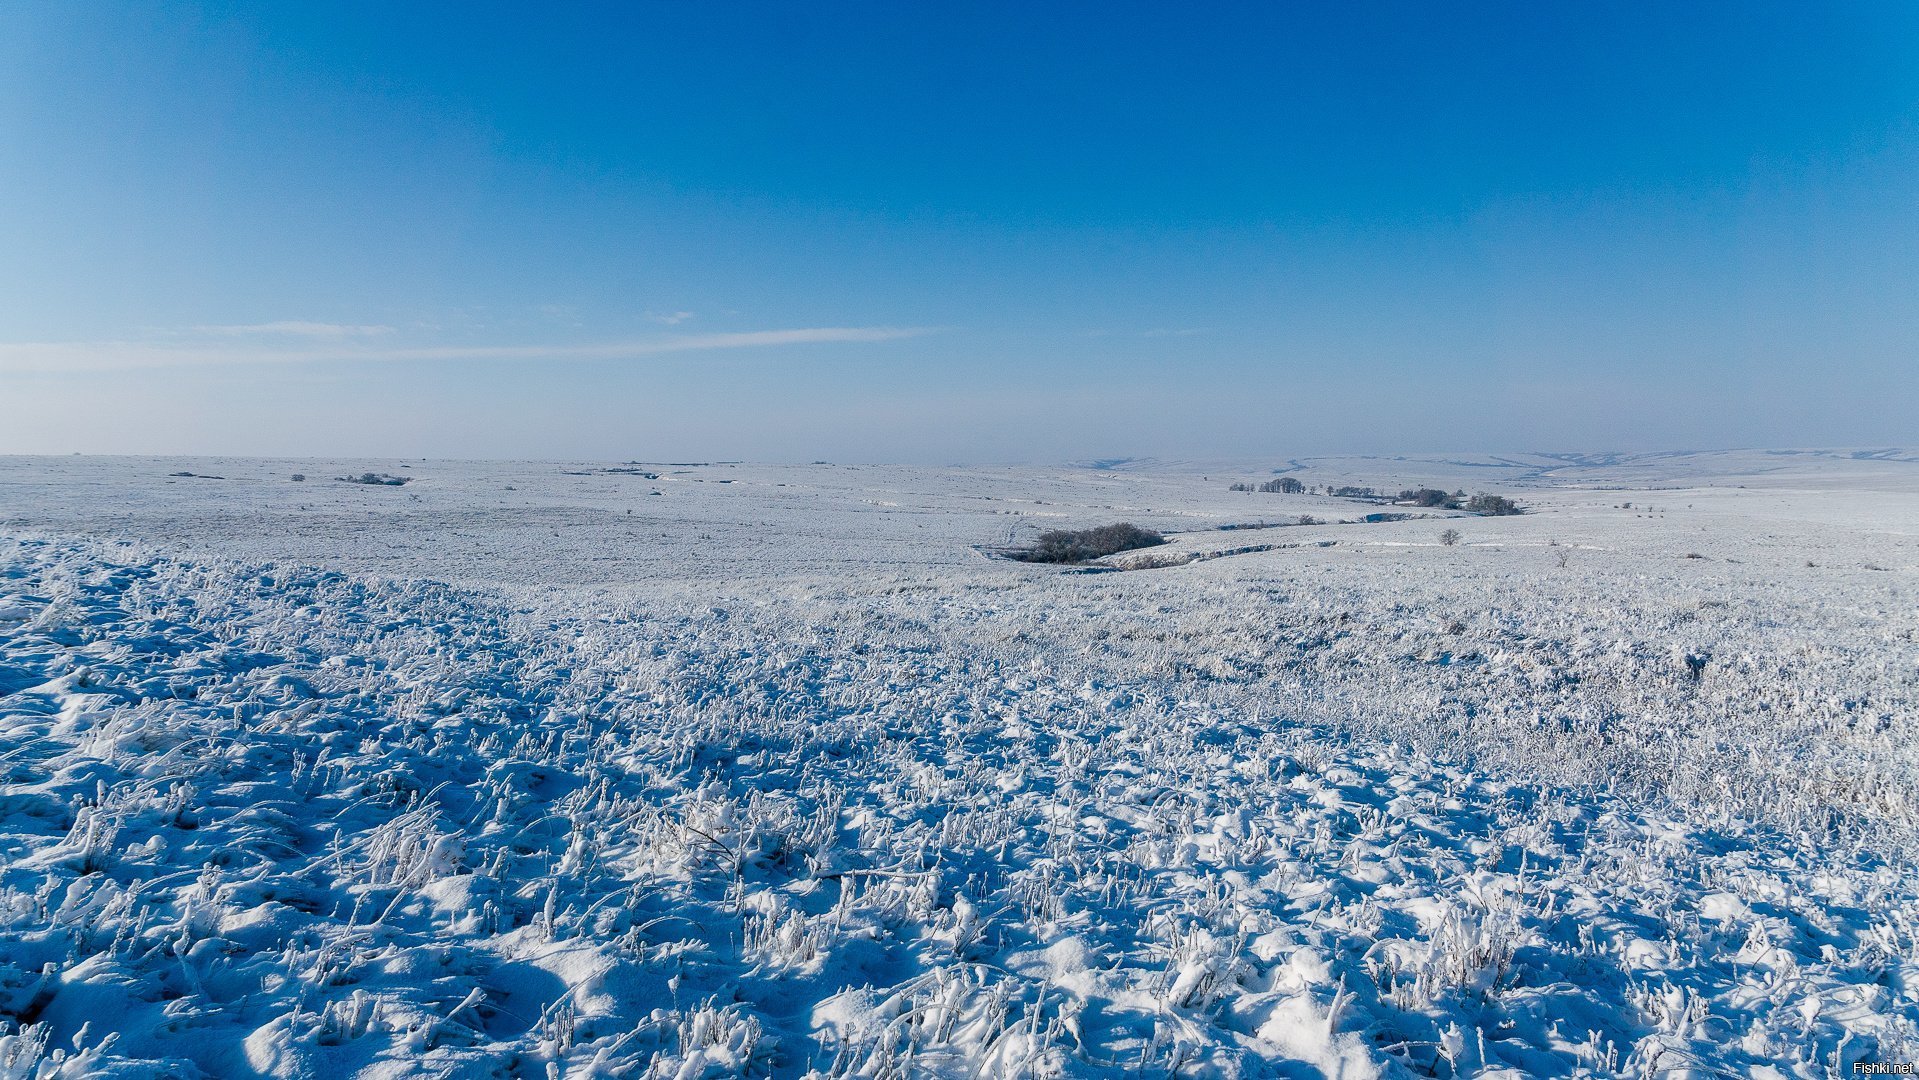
0,327,939,373
648,311,696,325
1080,327,1210,339
189,321,397,338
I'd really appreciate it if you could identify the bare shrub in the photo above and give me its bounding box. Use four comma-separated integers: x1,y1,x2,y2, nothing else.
1439,528,1461,546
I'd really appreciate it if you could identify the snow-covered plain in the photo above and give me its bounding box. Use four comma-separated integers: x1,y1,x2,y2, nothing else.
1,450,1915,1077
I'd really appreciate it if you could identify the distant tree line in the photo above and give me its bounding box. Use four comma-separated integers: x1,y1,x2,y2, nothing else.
1229,476,1306,494
1223,477,1522,515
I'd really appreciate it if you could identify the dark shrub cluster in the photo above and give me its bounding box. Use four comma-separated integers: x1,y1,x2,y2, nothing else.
1009,523,1166,564
1465,493,1521,515
1390,487,1525,515
1399,487,1461,508
338,472,411,486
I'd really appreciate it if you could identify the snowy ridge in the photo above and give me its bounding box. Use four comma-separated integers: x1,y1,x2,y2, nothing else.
2,536,1916,1077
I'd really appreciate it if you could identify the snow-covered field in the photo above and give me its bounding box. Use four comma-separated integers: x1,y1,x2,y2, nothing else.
1,451,1915,1077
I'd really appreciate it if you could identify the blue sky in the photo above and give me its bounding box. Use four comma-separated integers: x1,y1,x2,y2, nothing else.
2,3,1915,461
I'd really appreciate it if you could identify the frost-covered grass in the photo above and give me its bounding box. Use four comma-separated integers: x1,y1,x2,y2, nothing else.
1,452,1917,1077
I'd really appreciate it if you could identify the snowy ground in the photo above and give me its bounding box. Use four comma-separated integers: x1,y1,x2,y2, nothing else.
1,451,1916,1077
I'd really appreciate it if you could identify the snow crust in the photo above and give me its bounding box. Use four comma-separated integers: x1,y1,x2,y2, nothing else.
0,451,1916,1076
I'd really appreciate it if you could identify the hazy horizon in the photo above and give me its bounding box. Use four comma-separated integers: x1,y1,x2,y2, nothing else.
4,4,1915,460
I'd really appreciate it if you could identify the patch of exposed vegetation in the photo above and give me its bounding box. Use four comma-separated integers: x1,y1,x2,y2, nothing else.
1465,493,1521,515
1399,487,1463,508
1008,523,1166,564
1391,488,1525,515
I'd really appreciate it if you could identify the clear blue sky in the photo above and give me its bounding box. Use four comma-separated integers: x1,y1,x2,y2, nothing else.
3,3,1915,461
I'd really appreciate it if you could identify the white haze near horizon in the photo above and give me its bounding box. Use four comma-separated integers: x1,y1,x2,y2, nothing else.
3,338,1911,463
